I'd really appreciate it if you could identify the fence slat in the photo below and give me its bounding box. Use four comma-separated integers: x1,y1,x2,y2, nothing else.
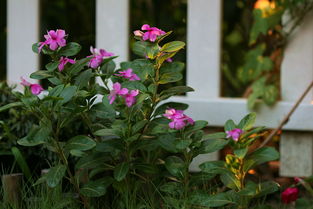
187,0,222,170
280,12,313,177
96,0,129,65
7,0,39,87
187,0,221,99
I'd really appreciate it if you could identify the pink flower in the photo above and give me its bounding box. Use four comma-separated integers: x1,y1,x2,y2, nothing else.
281,187,299,204
38,29,66,52
226,128,243,142
58,57,76,72
134,24,166,42
163,109,194,130
108,82,128,104
133,30,144,37
88,46,114,68
115,68,140,81
20,77,44,95
166,58,173,63
123,90,139,107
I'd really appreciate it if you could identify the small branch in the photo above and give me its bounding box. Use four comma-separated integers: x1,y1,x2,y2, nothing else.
259,80,313,148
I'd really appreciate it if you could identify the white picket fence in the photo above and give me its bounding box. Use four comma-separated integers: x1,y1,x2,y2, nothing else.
6,0,313,176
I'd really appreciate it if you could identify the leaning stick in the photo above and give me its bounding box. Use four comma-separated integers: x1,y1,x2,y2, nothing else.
259,80,313,148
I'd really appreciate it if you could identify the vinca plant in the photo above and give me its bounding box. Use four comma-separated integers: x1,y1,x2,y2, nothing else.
4,25,280,209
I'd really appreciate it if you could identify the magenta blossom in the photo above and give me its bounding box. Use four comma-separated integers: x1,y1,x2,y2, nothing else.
163,108,194,130
108,82,128,104
134,24,166,42
226,128,243,142
20,77,44,95
281,187,299,204
166,58,173,63
115,68,140,81
38,29,66,52
58,57,76,71
123,90,139,107
88,46,114,68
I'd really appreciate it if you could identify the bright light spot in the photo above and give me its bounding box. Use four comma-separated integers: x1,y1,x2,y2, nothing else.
248,169,256,175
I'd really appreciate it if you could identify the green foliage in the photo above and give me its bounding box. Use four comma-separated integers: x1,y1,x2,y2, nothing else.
3,27,282,209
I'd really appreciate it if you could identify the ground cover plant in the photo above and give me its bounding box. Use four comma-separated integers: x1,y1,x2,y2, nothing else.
0,26,291,209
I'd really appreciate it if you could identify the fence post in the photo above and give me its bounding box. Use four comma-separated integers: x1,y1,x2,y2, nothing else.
280,12,313,177
96,0,129,65
187,0,222,171
7,0,39,88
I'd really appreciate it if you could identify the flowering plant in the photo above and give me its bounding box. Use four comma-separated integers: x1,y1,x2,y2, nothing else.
5,26,280,208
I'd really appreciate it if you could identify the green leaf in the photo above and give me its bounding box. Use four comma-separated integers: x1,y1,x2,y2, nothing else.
46,164,67,188
11,147,32,180
159,182,182,196
202,132,227,140
122,81,147,92
32,43,39,54
68,57,91,75
199,161,226,174
238,113,256,131
197,139,228,154
160,86,194,99
224,120,236,131
114,162,130,181
189,191,237,207
0,102,23,113
250,10,269,44
30,70,53,80
18,125,50,146
234,147,248,159
263,85,279,106
59,42,81,56
165,156,185,178
175,139,192,150
161,41,185,52
74,69,93,89
256,181,280,197
220,171,241,189
160,61,185,74
80,178,113,197
58,85,77,104
185,120,208,132
296,198,313,209
76,153,110,169
100,60,116,75
159,72,183,84
94,129,119,137
69,150,86,157
65,135,96,151
132,120,148,134
244,147,279,172
157,134,177,153
45,61,59,71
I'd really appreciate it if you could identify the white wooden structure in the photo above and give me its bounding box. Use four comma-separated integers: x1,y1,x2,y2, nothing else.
6,0,313,176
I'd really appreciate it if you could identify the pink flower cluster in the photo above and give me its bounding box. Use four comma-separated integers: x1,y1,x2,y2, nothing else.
88,46,114,69
58,57,76,72
163,108,194,130
20,77,44,95
108,83,139,107
226,128,243,142
115,68,140,81
39,29,66,52
281,187,299,204
134,24,166,42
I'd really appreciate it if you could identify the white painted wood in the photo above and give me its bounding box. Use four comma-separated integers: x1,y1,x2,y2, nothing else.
187,0,221,99
170,97,313,131
7,0,39,88
187,0,222,167
96,0,129,65
280,132,313,177
279,12,313,177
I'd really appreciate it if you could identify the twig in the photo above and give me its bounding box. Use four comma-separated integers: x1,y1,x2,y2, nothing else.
259,80,313,148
